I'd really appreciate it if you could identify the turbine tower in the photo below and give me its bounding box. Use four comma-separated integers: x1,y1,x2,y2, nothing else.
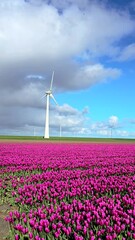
44,71,57,139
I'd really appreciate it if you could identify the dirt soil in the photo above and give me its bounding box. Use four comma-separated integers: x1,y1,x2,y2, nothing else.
0,204,16,240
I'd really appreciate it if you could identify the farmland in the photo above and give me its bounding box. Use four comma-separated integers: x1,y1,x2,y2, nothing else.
0,142,135,239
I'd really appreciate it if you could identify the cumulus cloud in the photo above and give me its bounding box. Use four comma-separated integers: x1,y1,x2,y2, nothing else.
90,121,109,137
0,0,134,62
0,0,91,61
89,116,119,137
0,0,132,94
108,116,119,128
0,103,89,136
49,104,89,136
43,0,90,10
0,101,134,138
0,82,43,108
88,116,135,138
73,64,121,89
0,62,121,112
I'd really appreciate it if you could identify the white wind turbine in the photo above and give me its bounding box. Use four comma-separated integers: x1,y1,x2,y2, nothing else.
43,71,58,139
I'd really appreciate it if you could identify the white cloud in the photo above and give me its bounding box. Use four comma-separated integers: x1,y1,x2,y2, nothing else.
90,121,109,136
44,0,89,10
26,75,45,80
0,82,43,108
115,130,129,137
0,0,130,97
0,0,135,63
0,102,134,138
43,114,135,138
88,116,120,137
56,104,81,116
108,115,119,128
0,102,89,136
88,116,135,138
50,104,89,135
0,1,90,61
117,43,135,61
73,64,121,89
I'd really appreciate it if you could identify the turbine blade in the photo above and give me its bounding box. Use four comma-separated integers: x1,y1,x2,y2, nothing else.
41,94,46,99
50,71,54,91
50,93,58,105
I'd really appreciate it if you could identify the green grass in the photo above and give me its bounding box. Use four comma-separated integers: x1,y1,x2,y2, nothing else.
0,135,135,143
0,135,43,141
51,136,135,143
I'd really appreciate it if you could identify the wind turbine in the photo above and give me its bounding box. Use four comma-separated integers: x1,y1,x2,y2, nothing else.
43,71,58,139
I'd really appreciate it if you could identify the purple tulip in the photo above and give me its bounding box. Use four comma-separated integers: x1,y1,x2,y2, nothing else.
45,227,50,233
2,142,135,239
15,235,20,240
29,232,33,239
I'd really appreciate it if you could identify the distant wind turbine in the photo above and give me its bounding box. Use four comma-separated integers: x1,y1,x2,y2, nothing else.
42,71,58,139
59,120,62,137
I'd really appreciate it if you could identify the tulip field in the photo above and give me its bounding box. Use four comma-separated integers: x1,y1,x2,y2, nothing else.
0,142,135,240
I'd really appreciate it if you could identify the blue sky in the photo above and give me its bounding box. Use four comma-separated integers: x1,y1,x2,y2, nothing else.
0,0,135,138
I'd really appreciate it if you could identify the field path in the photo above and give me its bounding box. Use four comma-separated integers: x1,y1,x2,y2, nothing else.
0,204,10,240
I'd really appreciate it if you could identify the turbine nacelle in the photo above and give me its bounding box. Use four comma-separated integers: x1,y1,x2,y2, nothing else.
45,90,52,95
